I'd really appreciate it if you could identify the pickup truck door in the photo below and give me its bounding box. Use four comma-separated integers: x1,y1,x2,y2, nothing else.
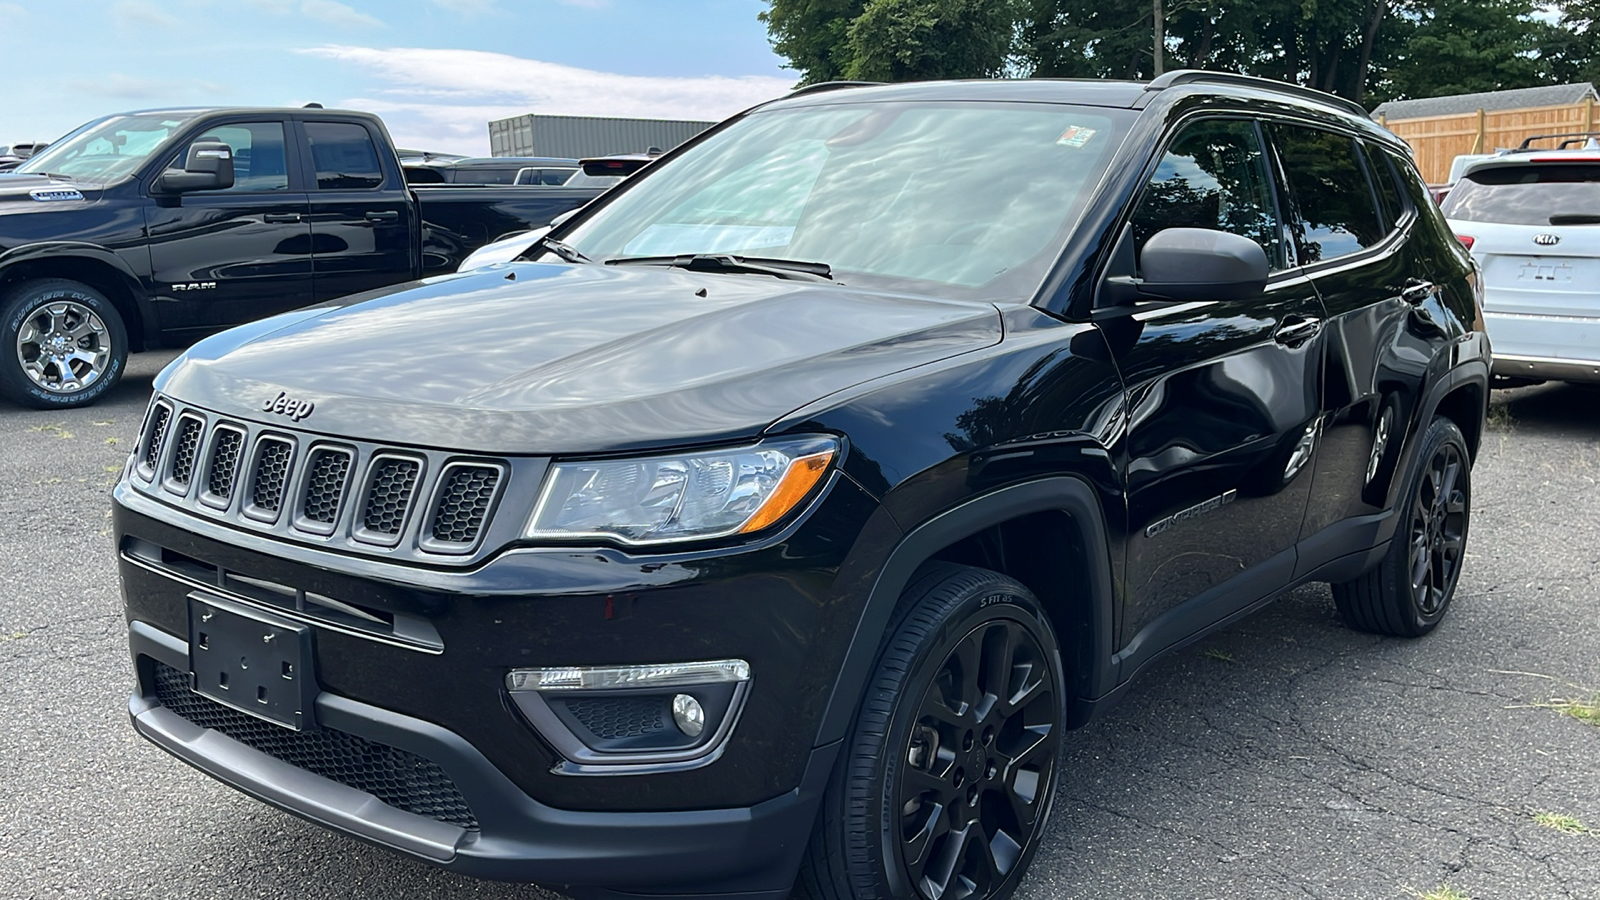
298,120,418,302
144,121,314,339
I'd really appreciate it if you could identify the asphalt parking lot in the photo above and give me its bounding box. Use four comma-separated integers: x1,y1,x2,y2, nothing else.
3,351,1598,900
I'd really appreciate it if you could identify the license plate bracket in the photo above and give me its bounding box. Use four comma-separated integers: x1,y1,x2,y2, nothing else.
187,593,316,731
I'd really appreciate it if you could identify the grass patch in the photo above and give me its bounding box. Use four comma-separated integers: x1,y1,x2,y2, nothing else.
1485,402,1515,433
1410,886,1470,900
1201,647,1236,664
1536,695,1600,727
1532,811,1591,835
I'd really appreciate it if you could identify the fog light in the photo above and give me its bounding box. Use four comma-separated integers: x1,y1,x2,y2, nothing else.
672,693,705,737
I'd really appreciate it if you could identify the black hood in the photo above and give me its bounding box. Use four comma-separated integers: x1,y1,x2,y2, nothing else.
0,173,98,207
159,262,1003,455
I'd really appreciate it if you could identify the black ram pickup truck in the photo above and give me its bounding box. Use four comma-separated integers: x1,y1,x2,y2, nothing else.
116,73,1488,900
0,107,603,409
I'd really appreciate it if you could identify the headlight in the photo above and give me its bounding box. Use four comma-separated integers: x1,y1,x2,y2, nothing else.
526,436,838,546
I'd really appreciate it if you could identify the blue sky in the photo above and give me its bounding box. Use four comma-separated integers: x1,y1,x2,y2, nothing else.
0,0,795,155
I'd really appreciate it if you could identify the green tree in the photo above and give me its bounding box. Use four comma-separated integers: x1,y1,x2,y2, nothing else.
759,0,868,85
1376,0,1562,102
844,0,1019,80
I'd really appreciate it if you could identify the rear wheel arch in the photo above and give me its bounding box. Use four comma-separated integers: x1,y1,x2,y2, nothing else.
814,476,1119,750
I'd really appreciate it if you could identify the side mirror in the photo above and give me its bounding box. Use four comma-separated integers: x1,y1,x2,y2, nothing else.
1103,228,1269,308
155,140,235,193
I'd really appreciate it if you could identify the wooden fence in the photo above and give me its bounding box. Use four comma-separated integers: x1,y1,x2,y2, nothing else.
1382,98,1599,184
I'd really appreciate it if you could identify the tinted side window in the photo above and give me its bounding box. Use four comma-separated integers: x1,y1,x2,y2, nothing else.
305,122,384,190
1130,119,1285,270
1272,126,1384,263
1362,143,1405,229
165,122,289,193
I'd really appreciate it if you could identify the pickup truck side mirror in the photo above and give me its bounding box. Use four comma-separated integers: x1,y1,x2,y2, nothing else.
1100,227,1269,310
155,140,236,194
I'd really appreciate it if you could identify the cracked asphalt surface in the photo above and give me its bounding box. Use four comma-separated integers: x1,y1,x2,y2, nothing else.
3,351,1599,900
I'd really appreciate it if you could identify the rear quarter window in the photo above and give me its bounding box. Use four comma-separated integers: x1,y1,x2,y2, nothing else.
1442,164,1600,225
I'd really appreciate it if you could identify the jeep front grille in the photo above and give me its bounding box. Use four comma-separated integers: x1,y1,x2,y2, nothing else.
360,456,421,541
427,464,502,549
204,426,245,503
127,395,517,562
300,447,353,528
167,415,205,489
249,438,295,516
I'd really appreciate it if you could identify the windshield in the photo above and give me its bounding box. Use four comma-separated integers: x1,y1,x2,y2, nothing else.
17,114,196,183
1443,164,1600,226
559,100,1131,298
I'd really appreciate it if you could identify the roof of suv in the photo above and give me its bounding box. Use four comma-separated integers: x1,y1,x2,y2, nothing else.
1459,133,1600,179
761,70,1399,148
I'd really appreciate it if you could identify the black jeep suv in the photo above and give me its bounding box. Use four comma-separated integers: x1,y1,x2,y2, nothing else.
115,72,1488,900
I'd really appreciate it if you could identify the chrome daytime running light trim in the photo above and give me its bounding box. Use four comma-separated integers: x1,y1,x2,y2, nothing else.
505,659,752,693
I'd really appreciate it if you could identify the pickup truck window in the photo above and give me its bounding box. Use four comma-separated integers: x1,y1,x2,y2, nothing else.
17,113,196,184
305,122,384,190
563,101,1132,297
161,122,290,193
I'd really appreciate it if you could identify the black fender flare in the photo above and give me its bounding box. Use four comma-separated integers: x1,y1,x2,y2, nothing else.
0,241,152,343
812,476,1118,748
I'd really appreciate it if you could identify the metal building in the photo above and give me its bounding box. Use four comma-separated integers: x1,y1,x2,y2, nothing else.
488,114,717,159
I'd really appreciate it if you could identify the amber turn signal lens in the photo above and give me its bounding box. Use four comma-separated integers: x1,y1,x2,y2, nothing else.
738,450,834,534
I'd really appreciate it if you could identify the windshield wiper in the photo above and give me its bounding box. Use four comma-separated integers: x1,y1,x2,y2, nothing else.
537,236,592,264
35,172,76,182
605,254,833,282
1550,213,1600,226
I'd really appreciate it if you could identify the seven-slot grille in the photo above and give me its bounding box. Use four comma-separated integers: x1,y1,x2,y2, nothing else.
131,399,508,557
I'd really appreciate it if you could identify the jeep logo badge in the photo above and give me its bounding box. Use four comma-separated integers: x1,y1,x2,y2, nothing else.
1534,233,1561,246
262,391,315,422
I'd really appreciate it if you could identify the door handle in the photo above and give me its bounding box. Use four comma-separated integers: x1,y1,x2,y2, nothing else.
365,211,400,222
1401,280,1436,304
1274,315,1322,346
263,213,302,223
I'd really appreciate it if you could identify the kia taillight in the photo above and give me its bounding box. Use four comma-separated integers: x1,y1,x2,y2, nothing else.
1456,235,1475,250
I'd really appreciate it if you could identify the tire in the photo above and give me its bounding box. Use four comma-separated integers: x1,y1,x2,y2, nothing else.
799,563,1067,900
0,278,128,409
1332,416,1471,637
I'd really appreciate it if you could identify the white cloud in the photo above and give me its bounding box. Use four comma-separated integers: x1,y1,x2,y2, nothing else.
0,3,29,16
114,0,180,28
301,0,384,28
557,0,610,8
301,45,795,155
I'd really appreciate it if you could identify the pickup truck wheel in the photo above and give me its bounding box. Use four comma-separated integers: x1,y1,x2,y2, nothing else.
1332,416,1470,637
0,279,128,409
799,563,1066,900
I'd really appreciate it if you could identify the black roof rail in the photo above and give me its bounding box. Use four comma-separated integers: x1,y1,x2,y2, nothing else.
1146,70,1370,119
1516,131,1600,150
786,81,881,98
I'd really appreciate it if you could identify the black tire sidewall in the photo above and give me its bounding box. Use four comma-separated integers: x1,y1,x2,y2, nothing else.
1386,417,1471,634
0,280,128,409
850,568,1067,900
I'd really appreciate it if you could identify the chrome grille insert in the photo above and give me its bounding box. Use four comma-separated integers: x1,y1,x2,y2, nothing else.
422,463,504,552
244,437,295,522
201,425,246,508
164,414,206,494
356,455,422,545
296,446,353,535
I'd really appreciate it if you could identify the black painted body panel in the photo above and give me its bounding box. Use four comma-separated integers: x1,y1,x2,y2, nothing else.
0,107,598,350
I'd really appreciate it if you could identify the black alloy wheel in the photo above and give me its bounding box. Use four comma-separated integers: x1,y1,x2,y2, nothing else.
799,563,1066,900
1333,415,1471,637
1407,436,1468,617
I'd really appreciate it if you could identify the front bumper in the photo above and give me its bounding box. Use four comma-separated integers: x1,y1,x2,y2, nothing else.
129,617,839,898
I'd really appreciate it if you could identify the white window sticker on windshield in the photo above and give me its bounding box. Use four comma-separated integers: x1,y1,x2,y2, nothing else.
1057,126,1097,149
